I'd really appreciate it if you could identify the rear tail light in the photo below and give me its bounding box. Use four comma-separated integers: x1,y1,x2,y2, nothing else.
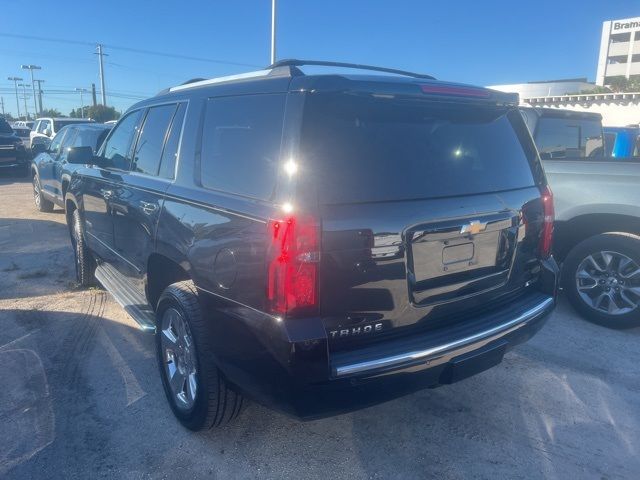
266,214,320,316
539,185,554,258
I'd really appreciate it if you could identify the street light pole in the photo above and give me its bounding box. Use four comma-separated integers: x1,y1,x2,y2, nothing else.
75,88,88,118
18,83,30,121
96,44,107,106
270,0,277,65
7,77,23,120
34,79,45,113
21,65,41,116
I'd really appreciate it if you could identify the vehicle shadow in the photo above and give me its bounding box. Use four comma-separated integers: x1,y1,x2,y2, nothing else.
0,217,75,300
2,297,639,479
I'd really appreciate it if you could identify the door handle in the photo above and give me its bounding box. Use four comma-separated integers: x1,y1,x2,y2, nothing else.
100,189,113,200
140,201,158,214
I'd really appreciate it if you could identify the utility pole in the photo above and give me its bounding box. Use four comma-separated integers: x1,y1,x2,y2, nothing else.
91,83,97,107
18,83,30,121
96,44,107,106
34,79,45,113
75,88,88,118
270,0,277,65
21,65,41,116
7,77,22,120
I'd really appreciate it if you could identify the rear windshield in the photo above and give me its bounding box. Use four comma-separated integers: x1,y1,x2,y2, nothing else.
300,94,537,204
53,120,92,131
534,117,604,159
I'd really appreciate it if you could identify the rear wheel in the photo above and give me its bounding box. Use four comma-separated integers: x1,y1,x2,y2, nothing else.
33,173,54,212
156,281,243,431
563,233,640,329
70,209,96,287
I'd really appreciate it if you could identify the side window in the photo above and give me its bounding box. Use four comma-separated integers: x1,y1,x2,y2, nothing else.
158,103,186,179
100,110,143,170
200,94,285,199
48,130,67,156
32,121,40,133
132,104,177,176
38,120,50,134
534,117,603,159
59,128,78,157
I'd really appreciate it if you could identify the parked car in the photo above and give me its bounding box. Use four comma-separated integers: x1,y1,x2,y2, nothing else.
31,123,111,212
0,116,28,175
11,125,33,151
66,60,558,430
30,117,94,150
604,126,640,158
522,107,640,328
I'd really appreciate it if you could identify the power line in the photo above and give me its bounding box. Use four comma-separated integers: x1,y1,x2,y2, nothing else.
0,32,262,68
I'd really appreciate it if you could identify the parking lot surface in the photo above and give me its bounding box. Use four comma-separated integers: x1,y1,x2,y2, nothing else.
1,175,639,479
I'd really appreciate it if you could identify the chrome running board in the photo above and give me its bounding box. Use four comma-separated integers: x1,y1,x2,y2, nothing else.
95,262,156,332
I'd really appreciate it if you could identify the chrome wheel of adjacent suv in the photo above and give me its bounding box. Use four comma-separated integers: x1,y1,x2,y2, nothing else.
32,175,41,208
563,233,640,329
575,251,640,315
160,307,198,410
32,174,53,212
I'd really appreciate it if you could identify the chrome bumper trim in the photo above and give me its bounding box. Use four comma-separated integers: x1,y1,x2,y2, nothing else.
334,296,554,377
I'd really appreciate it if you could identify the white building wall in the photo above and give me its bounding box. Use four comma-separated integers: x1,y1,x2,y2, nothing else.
524,94,640,126
596,16,640,86
596,20,612,86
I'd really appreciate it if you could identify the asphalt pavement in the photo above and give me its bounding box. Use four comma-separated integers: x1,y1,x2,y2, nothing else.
1,174,639,479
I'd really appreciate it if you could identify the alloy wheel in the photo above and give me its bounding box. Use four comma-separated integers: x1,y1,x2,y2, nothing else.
160,307,198,410
575,250,640,316
33,176,41,208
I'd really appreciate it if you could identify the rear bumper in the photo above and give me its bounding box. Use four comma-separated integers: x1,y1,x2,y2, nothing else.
206,258,558,420
0,148,28,168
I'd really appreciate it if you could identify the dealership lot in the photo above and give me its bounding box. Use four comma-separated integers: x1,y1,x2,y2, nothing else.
0,175,639,479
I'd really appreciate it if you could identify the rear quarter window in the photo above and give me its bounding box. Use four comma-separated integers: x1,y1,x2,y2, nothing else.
534,116,604,159
200,94,286,200
300,93,537,204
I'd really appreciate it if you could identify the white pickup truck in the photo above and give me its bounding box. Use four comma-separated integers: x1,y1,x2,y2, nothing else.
522,107,640,329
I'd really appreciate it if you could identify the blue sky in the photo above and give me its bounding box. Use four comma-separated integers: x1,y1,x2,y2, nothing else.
1,0,638,117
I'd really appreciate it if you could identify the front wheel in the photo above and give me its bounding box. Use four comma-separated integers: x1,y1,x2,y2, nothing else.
33,173,54,212
563,233,640,329
70,209,96,287
156,281,243,431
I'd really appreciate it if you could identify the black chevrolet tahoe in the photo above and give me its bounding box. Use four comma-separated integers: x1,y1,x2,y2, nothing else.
65,60,558,430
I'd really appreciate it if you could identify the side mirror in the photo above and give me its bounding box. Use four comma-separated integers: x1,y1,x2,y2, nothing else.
66,146,94,165
31,142,48,156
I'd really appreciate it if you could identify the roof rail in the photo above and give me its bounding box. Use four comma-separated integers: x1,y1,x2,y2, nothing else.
268,59,436,80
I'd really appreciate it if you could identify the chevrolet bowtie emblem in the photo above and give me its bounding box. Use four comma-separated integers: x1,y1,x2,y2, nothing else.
460,220,488,235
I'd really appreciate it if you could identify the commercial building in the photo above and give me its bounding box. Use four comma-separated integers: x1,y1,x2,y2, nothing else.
488,79,595,98
596,16,640,86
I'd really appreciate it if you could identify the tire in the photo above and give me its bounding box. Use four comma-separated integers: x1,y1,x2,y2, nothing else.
563,232,640,329
70,209,96,287
32,173,54,212
155,281,243,431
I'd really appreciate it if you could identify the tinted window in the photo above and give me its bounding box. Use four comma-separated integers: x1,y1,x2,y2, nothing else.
534,117,604,159
133,104,177,176
72,127,112,152
0,117,12,134
48,129,68,156
201,94,285,199
159,103,186,179
54,120,93,131
300,94,536,204
100,110,142,170
604,133,616,157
